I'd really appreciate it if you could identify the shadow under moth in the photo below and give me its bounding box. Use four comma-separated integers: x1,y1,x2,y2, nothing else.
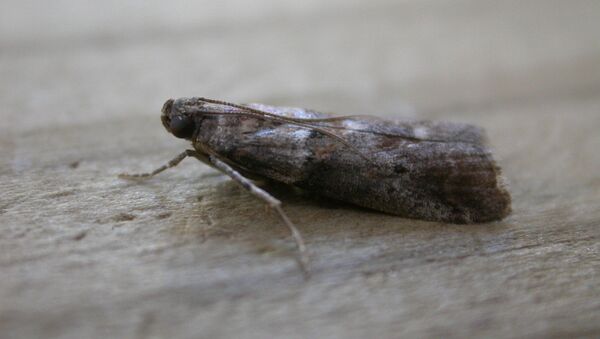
121,97,511,276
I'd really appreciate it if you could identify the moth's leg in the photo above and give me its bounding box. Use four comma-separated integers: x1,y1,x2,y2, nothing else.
119,149,198,180
208,155,310,277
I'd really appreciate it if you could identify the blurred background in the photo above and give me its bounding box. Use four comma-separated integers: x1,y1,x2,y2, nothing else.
1,1,599,338
3,0,598,128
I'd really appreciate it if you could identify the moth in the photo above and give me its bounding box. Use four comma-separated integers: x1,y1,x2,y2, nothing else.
121,97,511,275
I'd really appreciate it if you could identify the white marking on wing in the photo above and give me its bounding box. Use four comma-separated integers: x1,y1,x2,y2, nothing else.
414,126,429,139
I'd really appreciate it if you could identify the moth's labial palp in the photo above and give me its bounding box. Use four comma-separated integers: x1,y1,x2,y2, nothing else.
162,98,174,114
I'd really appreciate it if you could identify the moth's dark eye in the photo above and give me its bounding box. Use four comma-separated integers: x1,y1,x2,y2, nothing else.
170,115,196,139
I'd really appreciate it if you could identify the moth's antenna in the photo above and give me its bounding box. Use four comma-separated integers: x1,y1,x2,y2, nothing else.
198,97,368,122
198,97,376,166
200,98,453,144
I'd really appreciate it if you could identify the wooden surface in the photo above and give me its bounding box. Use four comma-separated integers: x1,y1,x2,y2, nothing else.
1,1,599,338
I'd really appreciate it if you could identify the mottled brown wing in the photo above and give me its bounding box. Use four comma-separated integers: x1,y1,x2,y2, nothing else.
203,104,511,223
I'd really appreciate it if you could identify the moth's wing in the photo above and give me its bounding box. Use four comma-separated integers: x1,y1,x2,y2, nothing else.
313,115,487,144
409,139,511,223
237,105,511,222
245,104,485,144
244,103,327,120
326,116,511,223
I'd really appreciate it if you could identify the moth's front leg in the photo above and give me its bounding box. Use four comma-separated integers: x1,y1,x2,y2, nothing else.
208,155,310,278
119,149,201,180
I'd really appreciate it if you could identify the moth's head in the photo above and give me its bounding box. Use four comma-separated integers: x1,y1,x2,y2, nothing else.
161,98,198,139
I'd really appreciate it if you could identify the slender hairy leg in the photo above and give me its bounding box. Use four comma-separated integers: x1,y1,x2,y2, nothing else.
119,150,198,179
208,155,310,277
119,149,310,277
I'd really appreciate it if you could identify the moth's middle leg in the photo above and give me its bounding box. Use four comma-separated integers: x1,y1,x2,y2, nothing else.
208,155,310,277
